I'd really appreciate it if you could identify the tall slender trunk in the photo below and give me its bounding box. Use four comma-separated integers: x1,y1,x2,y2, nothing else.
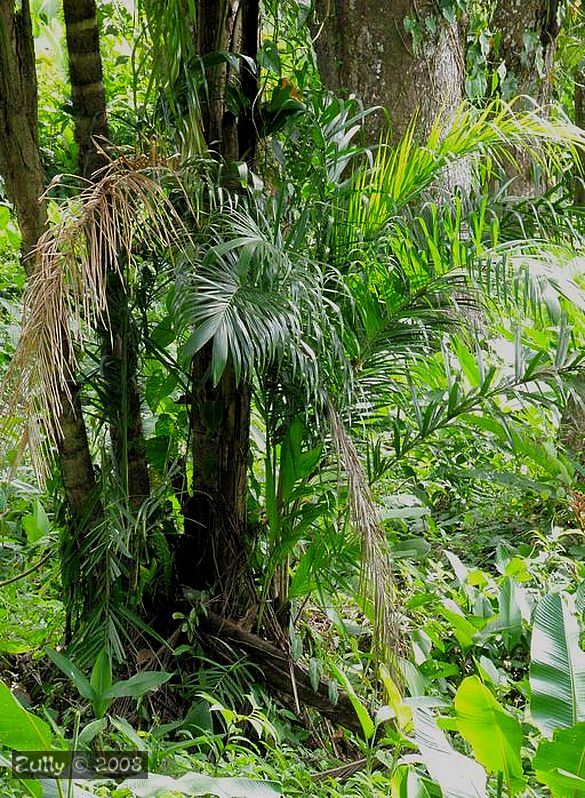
0,0,98,522
560,64,585,465
179,0,258,615
62,0,151,509
575,67,585,205
312,0,469,191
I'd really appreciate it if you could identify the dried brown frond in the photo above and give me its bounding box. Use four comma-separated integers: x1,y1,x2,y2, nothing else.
327,403,402,672
0,157,196,477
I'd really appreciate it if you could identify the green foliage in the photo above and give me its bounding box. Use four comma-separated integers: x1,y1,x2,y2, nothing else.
46,648,171,720
1,2,585,798
533,723,585,795
529,592,585,736
0,679,52,750
449,677,525,794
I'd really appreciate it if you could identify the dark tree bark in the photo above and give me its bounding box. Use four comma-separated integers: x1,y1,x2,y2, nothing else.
575,67,585,205
62,0,151,509
0,0,46,259
492,0,559,105
199,610,363,734
0,0,98,523
312,1,465,139
490,0,561,196
61,0,108,176
312,0,469,190
179,0,258,614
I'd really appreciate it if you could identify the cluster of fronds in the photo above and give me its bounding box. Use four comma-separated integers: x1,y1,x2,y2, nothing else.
0,159,194,475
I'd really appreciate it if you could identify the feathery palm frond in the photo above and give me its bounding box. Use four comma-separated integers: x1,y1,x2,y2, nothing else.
328,404,401,669
173,199,347,397
337,99,585,252
0,158,195,472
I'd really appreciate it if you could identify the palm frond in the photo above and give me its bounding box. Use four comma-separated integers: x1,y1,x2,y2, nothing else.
337,99,585,252
173,200,346,397
0,158,195,473
328,404,401,668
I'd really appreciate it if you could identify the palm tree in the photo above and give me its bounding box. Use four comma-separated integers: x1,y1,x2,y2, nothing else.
3,2,585,694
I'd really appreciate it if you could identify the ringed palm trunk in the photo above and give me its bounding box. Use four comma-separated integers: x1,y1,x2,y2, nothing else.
0,0,98,523
576,66,585,205
179,0,258,615
62,0,151,509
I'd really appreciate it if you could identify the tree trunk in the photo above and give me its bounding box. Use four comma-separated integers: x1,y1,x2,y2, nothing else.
0,1,45,259
492,0,559,105
183,349,252,606
0,0,98,523
490,0,560,196
62,0,151,509
575,66,585,205
313,0,465,139
312,0,468,190
179,0,258,614
199,610,363,734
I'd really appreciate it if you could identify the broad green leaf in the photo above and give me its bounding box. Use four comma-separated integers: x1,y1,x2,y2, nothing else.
439,600,478,649
279,417,305,503
533,723,585,796
110,716,149,750
413,707,487,798
380,663,413,730
104,670,171,700
485,577,525,649
15,780,42,798
39,781,98,797
330,664,375,740
0,640,30,654
46,649,96,701
308,658,321,693
450,676,525,795
22,500,50,544
391,764,431,798
90,649,112,718
122,772,281,797
530,592,585,736
444,550,469,586
0,680,52,750
77,718,107,748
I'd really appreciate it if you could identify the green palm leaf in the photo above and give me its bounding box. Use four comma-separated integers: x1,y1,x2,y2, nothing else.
533,723,585,796
122,772,281,797
530,592,585,737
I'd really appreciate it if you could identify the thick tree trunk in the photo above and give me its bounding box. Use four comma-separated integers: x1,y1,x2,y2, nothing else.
179,0,258,614
183,350,252,606
0,1,46,259
312,0,468,190
491,0,560,196
492,0,559,105
62,0,151,509
313,0,465,138
0,0,98,522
